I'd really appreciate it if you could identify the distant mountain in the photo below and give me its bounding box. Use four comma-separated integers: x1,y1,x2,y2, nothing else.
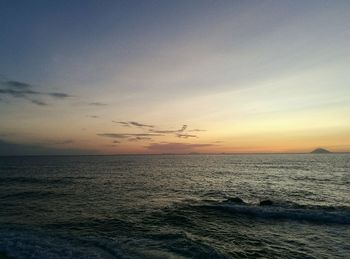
310,148,331,154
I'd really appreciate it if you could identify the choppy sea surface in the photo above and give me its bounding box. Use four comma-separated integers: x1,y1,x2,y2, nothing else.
0,154,349,258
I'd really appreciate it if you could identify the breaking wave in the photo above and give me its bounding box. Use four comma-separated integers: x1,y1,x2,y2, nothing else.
199,201,350,225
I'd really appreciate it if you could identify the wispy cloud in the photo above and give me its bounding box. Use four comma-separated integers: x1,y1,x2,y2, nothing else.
97,133,164,139
176,133,197,138
89,102,107,106
98,133,129,139
112,122,202,137
101,123,206,144
2,80,31,89
150,124,187,134
179,125,187,132
129,121,154,128
48,92,73,99
188,129,206,132
128,136,152,142
113,121,131,127
113,121,154,128
30,99,48,106
87,115,99,118
0,88,39,97
0,79,72,106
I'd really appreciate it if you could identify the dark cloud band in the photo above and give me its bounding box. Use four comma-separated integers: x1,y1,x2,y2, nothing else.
0,79,72,106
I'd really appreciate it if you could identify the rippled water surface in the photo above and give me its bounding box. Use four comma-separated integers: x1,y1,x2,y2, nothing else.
0,154,349,258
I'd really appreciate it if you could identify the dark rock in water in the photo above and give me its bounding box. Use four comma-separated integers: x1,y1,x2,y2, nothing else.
224,197,246,204
310,148,331,154
259,200,273,206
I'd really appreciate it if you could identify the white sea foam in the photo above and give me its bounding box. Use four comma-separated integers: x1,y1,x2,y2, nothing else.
205,202,350,224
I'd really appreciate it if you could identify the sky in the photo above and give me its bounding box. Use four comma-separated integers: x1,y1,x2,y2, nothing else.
0,0,350,155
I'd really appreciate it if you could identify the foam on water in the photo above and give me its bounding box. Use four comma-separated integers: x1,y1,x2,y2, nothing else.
201,201,350,224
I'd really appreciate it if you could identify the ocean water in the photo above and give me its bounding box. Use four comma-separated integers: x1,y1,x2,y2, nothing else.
0,154,349,258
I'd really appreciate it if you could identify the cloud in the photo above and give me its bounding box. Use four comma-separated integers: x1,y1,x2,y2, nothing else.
179,125,187,132
128,136,152,142
30,99,48,106
111,123,204,138
87,115,99,118
103,123,205,142
89,102,107,106
112,140,120,144
97,133,163,138
113,121,154,128
98,133,129,139
176,133,197,138
113,121,131,127
48,92,73,99
145,142,214,154
188,129,206,132
150,124,187,134
0,78,72,106
2,80,31,89
0,88,39,97
129,121,154,128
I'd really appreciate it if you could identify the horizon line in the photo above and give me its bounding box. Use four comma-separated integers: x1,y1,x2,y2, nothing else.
1,151,349,157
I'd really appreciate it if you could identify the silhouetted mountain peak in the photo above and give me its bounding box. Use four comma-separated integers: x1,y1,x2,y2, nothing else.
311,148,331,154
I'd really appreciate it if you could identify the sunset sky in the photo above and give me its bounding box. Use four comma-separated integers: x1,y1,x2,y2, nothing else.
1,1,350,155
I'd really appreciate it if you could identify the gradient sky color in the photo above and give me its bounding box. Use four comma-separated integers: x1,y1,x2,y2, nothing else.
1,0,350,155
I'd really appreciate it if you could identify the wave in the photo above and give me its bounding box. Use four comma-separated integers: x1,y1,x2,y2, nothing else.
197,201,350,225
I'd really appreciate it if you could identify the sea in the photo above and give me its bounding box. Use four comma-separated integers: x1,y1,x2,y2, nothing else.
0,154,349,258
